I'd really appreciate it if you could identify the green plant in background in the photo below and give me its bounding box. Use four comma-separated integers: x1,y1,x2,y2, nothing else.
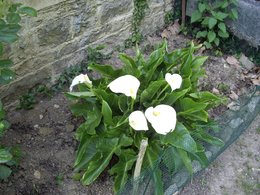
191,0,238,49
125,0,148,48
66,41,225,193
0,0,37,179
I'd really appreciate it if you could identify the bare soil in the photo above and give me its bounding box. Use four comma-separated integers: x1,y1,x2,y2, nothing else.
0,29,259,195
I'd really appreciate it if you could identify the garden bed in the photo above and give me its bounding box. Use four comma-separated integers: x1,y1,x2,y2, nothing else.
0,28,259,194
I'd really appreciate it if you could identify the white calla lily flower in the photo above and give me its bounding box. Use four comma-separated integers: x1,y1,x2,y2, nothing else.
165,73,182,91
70,74,92,91
108,75,140,99
129,111,148,131
145,104,176,135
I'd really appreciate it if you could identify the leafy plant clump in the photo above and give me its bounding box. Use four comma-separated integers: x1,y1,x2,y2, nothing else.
0,0,37,179
191,0,238,49
67,41,225,194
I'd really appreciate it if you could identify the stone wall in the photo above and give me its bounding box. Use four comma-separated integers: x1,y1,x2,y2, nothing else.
0,0,174,104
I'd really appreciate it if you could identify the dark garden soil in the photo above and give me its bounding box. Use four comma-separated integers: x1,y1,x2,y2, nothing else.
0,26,259,195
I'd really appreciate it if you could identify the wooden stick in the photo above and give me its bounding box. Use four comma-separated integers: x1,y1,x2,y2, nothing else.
182,0,186,26
133,138,148,195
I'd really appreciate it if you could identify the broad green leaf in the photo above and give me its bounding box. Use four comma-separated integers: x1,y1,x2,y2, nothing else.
191,10,202,23
101,100,113,125
198,3,206,13
163,123,197,153
208,17,217,29
140,80,166,103
180,52,193,77
144,143,163,195
203,41,212,49
118,95,128,112
0,59,13,68
207,31,216,43
118,134,133,147
193,131,224,147
120,53,140,76
0,68,15,84
181,110,208,122
178,98,207,114
0,43,3,55
218,22,226,33
109,149,136,192
6,13,21,24
163,88,189,105
201,17,210,26
196,31,207,39
162,147,183,173
93,89,119,111
18,6,37,17
70,102,92,119
191,56,208,70
218,30,229,38
81,138,119,185
189,91,223,108
74,136,98,172
65,91,95,99
0,165,12,180
88,64,122,79
0,149,12,163
212,11,228,21
177,148,192,174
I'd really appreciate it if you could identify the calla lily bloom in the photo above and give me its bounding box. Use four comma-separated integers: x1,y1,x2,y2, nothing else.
145,104,176,135
165,73,182,91
70,74,92,91
108,75,140,99
129,111,148,131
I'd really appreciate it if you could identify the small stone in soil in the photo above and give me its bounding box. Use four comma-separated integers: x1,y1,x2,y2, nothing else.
38,127,53,136
34,170,41,179
54,104,60,109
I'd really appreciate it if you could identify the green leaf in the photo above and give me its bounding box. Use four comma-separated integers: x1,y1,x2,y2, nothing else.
88,64,122,79
0,43,3,55
207,31,216,43
163,123,197,153
163,88,189,105
203,41,212,49
0,68,15,84
193,131,224,147
214,37,220,46
177,148,192,174
6,13,21,24
74,136,98,172
201,17,210,26
189,91,223,108
109,149,136,192
120,53,140,76
0,149,12,163
18,6,37,17
0,32,19,43
0,59,13,68
218,22,226,33
212,11,228,21
118,134,133,147
182,110,208,122
191,10,202,23
101,100,113,125
65,91,95,99
196,31,207,39
81,138,119,185
230,8,238,20
178,98,208,114
198,3,206,13
0,165,12,180
218,30,229,38
163,147,183,173
140,80,166,103
208,17,217,29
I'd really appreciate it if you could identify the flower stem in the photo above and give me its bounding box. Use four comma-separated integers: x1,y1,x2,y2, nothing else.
130,98,135,111
157,84,169,99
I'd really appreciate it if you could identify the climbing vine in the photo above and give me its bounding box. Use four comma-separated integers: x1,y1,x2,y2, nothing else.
125,0,148,47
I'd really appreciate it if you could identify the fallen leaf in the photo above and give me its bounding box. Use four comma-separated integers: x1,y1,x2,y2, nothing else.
212,87,220,94
239,53,255,70
168,19,181,36
226,56,239,65
229,91,239,100
251,77,260,86
161,29,171,39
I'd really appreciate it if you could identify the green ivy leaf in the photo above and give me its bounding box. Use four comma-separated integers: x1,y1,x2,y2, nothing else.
207,31,216,43
18,6,37,17
208,17,217,29
218,30,229,38
230,8,238,20
0,149,12,163
6,13,21,24
218,22,226,33
198,3,206,13
191,10,202,23
0,165,12,180
196,31,207,39
214,37,220,46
